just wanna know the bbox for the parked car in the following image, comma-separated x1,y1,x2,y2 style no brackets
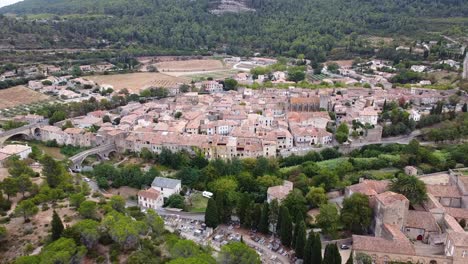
340,244,350,250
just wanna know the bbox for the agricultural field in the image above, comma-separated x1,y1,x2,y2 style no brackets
0,86,52,116
156,59,226,72
308,73,329,82
184,69,239,82
87,72,189,93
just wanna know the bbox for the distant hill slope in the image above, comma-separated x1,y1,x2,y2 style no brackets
1,0,467,57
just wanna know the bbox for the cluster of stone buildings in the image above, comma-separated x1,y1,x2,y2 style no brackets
346,168,468,264
31,85,464,159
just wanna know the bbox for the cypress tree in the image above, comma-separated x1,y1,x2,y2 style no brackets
279,206,293,247
292,211,304,248
216,192,227,223
205,198,219,228
294,221,307,259
252,204,262,230
258,202,269,234
323,243,341,264
238,193,250,226
51,210,64,241
312,232,322,264
277,204,284,234
303,232,315,264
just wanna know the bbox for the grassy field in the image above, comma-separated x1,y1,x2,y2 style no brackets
188,193,208,213
183,69,238,81
0,86,51,112
87,72,189,93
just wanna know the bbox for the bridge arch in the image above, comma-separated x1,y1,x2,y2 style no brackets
0,132,32,145
69,143,117,171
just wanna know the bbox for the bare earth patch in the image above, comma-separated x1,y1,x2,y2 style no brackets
87,73,189,93
107,186,139,200
156,59,225,72
0,86,50,109
1,206,78,263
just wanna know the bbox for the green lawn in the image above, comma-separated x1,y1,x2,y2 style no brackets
187,193,208,213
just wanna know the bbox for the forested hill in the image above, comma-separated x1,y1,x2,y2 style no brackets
1,0,467,58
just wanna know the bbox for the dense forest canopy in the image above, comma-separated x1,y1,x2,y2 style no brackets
1,0,467,58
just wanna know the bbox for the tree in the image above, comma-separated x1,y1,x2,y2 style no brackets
323,244,341,264
41,155,65,188
268,199,279,233
287,68,306,82
110,195,126,212
279,206,293,246
102,115,111,123
70,193,86,208
316,204,340,238
102,211,144,250
49,110,67,124
1,177,18,200
62,120,74,130
205,198,219,228
313,169,340,191
462,103,467,113
218,242,261,264
336,123,349,144
51,210,64,241
292,211,304,248
74,219,100,249
282,189,307,222
294,220,307,259
312,232,322,264
179,84,190,93
303,232,315,264
174,111,182,119
7,159,35,178
306,186,328,208
40,238,86,264
164,194,185,209
355,252,372,264
341,193,372,234
15,199,39,222
258,202,270,234
78,201,97,219
237,193,251,227
170,239,201,259
168,254,216,264
16,174,33,198
145,209,165,235
390,173,427,205
224,78,238,91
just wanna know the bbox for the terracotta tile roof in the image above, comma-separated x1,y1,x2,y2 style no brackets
444,214,464,232
426,185,461,198
405,210,439,232
352,233,415,255
375,191,408,205
348,180,390,196
138,188,161,200
444,207,468,220
447,231,468,247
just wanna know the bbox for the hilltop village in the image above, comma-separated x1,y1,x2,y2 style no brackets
20,85,463,163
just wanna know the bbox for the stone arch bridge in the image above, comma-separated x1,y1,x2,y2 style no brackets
0,122,46,145
69,143,117,171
